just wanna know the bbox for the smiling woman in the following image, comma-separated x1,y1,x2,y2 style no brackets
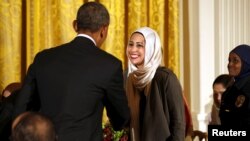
124,27,185,141
228,53,242,77
220,44,250,127
126,32,145,69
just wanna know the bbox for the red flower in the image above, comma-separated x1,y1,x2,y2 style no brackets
103,122,129,141
119,134,128,141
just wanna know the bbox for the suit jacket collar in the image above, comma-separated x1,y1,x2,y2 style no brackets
77,34,96,45
71,36,98,49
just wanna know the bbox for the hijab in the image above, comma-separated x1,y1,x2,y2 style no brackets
126,27,163,89
230,44,250,81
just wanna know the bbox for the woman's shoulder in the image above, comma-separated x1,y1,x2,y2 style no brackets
153,67,179,83
156,66,175,76
235,75,250,93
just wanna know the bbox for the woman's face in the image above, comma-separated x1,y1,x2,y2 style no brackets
127,33,145,69
228,52,242,77
213,83,226,107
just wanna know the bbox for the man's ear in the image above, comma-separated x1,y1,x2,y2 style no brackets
100,30,103,38
73,20,78,32
100,26,108,38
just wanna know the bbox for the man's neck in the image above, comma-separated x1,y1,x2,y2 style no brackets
78,30,100,47
77,33,96,46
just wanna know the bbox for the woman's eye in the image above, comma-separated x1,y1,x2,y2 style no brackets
137,44,144,47
232,59,239,63
229,58,240,64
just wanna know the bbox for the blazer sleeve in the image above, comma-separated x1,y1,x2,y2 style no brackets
164,71,185,141
104,62,130,130
12,56,38,119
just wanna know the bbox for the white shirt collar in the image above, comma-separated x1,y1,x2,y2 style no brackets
77,34,96,46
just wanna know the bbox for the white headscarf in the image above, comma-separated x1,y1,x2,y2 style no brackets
126,27,163,89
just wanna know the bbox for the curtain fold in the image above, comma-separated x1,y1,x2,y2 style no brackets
25,0,82,68
0,0,22,89
100,0,126,69
0,0,179,94
166,0,180,77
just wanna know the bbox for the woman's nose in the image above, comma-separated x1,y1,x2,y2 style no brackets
130,46,137,51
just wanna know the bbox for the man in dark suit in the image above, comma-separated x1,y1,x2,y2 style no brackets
13,2,130,141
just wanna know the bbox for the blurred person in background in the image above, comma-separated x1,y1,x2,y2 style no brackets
209,74,234,125
220,44,250,127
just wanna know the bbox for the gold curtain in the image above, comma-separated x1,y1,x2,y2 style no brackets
0,0,179,95
0,0,22,90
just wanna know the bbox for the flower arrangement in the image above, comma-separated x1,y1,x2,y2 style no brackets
102,121,129,141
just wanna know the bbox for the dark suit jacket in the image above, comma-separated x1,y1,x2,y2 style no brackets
13,36,130,141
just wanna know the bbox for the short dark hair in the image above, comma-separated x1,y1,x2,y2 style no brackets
213,74,234,88
11,112,57,141
76,2,110,32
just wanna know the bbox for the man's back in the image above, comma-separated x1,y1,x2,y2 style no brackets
13,2,130,141
36,37,128,140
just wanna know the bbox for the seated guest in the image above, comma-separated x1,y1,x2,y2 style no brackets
0,83,39,141
11,111,57,141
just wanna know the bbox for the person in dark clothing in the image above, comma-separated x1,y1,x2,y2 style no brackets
12,2,130,141
0,83,21,141
220,44,250,127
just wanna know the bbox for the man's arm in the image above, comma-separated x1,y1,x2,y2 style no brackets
12,63,37,119
104,62,130,131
